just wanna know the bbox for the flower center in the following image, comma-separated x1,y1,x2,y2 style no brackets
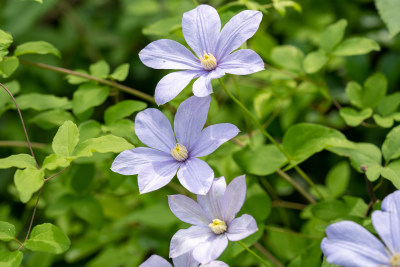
209,219,227,235
171,143,188,161
200,52,217,71
390,254,400,267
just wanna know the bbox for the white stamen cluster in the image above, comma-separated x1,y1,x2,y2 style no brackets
200,52,217,71
391,254,400,267
171,143,188,161
209,219,227,234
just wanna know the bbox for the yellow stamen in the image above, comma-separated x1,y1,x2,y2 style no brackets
209,219,227,235
171,143,188,161
200,52,217,71
391,254,400,267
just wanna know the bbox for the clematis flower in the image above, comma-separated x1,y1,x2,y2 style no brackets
321,190,400,267
139,4,264,105
111,95,239,195
139,253,228,267
168,175,258,264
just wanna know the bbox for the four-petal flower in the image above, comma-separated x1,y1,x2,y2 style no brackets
111,95,239,195
321,190,400,267
139,4,264,105
168,175,258,264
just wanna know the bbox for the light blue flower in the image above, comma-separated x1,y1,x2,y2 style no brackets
139,4,264,105
139,253,228,267
111,95,239,195
168,176,258,264
321,190,400,267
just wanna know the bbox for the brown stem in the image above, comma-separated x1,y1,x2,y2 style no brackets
0,140,46,149
253,242,285,267
276,169,316,204
44,167,69,182
22,186,44,243
0,82,39,169
17,58,156,104
272,200,306,210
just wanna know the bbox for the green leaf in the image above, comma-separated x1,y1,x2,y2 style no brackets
89,60,109,79
14,93,71,111
142,16,181,37
282,123,349,167
345,73,387,109
373,114,395,128
14,41,60,58
0,57,19,78
381,160,400,189
303,50,328,74
52,121,79,157
287,241,321,267
14,168,44,203
30,109,75,130
109,63,129,81
103,119,138,144
377,92,400,116
0,154,36,169
326,161,350,198
24,223,71,254
0,249,23,267
332,37,380,56
42,154,70,170
78,120,102,141
375,0,400,38
104,100,147,125
382,125,400,161
345,81,363,109
233,145,287,176
0,221,15,241
362,72,387,109
73,83,110,115
327,143,382,179
339,107,372,126
320,19,347,52
0,80,20,114
73,196,104,229
271,45,304,73
0,30,13,50
73,135,134,158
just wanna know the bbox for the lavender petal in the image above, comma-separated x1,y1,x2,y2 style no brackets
218,49,264,75
155,70,200,106
321,221,390,267
170,225,214,258
135,108,176,153
197,177,226,221
139,39,201,70
111,147,172,175
168,194,211,226
182,5,221,57
177,157,214,195
139,255,172,267
174,95,210,149
222,175,247,223
192,234,228,264
226,214,258,241
216,10,262,61
190,123,239,157
192,68,225,97
138,160,180,194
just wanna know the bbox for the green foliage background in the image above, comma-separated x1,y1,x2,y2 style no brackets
1,0,400,266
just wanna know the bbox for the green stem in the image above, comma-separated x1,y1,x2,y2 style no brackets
237,241,270,267
218,78,324,200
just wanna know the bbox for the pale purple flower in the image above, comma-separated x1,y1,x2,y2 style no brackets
168,175,258,264
111,95,239,195
139,4,264,105
321,190,400,267
139,253,228,267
